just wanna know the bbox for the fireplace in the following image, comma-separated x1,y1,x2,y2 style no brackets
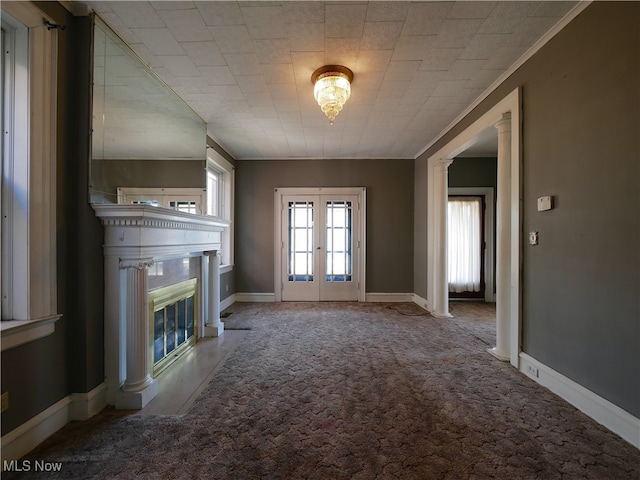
149,278,198,376
93,204,229,409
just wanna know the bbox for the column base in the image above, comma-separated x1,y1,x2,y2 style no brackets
204,322,224,337
487,347,509,362
115,379,158,410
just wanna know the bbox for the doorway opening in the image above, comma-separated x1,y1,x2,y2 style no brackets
447,186,496,303
427,88,521,367
448,195,485,300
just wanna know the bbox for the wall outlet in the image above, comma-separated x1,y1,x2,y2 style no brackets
526,365,539,378
1,392,8,413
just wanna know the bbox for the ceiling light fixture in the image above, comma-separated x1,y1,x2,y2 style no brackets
311,65,353,125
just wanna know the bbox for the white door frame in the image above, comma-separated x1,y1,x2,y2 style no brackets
427,88,521,367
274,187,366,302
448,187,495,303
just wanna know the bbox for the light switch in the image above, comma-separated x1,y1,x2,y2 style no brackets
529,231,538,245
537,195,552,211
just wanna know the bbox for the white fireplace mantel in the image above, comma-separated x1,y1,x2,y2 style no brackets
94,204,229,255
93,204,230,409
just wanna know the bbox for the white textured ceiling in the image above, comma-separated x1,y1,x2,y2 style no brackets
82,1,578,160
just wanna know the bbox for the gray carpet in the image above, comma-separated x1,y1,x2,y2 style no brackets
5,302,639,479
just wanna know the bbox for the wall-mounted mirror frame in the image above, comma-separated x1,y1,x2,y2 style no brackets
90,15,207,205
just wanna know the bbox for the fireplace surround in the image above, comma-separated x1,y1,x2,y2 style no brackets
93,204,229,409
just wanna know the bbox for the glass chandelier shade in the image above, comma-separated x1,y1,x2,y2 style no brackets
311,65,354,125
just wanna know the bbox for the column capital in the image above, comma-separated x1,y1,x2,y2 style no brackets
495,111,512,131
119,258,154,270
204,250,220,258
434,158,454,170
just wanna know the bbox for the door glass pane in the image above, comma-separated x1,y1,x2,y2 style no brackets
288,201,314,281
186,296,194,337
153,309,165,363
177,299,186,346
325,201,352,282
166,305,176,353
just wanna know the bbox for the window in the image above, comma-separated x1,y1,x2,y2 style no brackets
206,167,222,218
0,4,60,350
117,187,205,214
447,197,483,293
207,149,234,268
2,14,29,322
169,201,198,215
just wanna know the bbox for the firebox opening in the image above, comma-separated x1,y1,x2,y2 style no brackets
149,278,198,377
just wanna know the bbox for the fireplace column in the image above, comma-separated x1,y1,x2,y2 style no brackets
204,250,224,337
116,258,158,409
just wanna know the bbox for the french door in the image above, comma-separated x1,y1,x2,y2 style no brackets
275,188,365,301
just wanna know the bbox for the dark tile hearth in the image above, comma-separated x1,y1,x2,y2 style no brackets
5,302,639,479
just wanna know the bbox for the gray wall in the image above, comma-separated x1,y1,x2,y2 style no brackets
416,2,639,416
235,159,414,295
413,158,428,302
220,269,234,302
92,159,204,203
519,2,639,417
449,157,497,189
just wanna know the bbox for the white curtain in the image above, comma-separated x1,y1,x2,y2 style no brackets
447,197,482,293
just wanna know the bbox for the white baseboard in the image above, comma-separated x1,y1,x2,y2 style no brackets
1,396,70,462
412,293,429,312
519,353,640,449
1,383,108,462
69,382,108,421
365,293,414,302
234,292,429,307
220,294,236,312
235,293,275,302
236,292,419,303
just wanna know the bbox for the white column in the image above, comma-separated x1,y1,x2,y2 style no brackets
116,258,158,409
431,159,453,318
489,112,512,361
204,250,224,337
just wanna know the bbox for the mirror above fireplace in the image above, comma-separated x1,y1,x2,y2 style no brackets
90,15,207,205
